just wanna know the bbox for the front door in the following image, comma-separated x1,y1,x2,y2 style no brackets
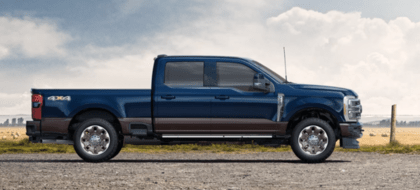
154,60,213,133
210,61,280,134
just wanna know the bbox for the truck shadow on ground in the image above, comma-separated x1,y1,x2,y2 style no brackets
0,159,350,164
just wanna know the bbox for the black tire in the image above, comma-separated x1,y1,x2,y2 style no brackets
110,135,124,160
73,118,119,162
290,118,336,163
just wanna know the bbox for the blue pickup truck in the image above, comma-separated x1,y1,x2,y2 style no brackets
26,55,363,163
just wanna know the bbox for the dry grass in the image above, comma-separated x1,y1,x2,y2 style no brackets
0,127,28,141
359,127,420,145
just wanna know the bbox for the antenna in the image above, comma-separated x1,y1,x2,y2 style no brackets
283,47,288,83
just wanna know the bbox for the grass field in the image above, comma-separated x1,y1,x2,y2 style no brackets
360,127,420,145
1,127,420,155
0,127,27,141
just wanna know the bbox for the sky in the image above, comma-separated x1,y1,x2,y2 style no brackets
0,0,420,115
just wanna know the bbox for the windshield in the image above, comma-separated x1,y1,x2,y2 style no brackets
252,60,286,83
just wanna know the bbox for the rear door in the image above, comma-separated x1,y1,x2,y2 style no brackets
154,59,214,133
210,61,280,134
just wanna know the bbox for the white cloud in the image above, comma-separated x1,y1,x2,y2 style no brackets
264,7,420,115
0,16,71,59
0,45,9,59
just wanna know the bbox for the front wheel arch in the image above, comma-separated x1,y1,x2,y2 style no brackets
286,108,341,140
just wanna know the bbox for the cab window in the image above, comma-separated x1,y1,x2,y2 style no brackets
216,62,258,92
164,62,204,86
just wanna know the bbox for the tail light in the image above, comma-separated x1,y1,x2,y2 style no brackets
32,94,43,120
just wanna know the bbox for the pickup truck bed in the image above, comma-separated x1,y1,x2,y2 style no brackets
32,89,152,118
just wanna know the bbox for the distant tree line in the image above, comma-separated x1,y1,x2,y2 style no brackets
363,119,420,127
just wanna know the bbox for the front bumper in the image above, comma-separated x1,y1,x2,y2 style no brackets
339,122,363,149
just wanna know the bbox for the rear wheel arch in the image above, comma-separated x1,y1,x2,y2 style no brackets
68,108,122,139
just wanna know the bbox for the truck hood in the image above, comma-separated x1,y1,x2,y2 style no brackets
288,83,358,97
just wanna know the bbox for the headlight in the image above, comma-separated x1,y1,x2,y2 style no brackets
343,96,362,122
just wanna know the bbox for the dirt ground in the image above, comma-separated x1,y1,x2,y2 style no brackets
0,152,419,189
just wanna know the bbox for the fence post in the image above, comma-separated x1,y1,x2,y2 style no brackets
390,104,397,143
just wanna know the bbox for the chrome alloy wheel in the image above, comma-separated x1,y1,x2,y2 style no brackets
298,125,328,155
80,125,110,155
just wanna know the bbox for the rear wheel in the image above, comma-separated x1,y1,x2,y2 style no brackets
290,118,336,163
73,118,119,162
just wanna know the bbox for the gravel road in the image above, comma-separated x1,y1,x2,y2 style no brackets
0,152,419,189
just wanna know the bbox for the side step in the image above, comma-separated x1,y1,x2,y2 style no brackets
41,139,74,145
274,135,291,139
161,134,273,139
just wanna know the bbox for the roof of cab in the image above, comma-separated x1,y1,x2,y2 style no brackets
155,54,253,62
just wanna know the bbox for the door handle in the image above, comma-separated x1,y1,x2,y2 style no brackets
161,95,176,99
215,95,229,100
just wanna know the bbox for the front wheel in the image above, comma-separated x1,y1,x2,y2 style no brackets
290,118,336,163
73,118,119,162
110,135,124,160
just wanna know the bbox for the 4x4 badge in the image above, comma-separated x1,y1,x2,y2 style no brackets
47,96,71,101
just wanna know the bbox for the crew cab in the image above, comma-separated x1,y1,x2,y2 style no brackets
26,55,363,163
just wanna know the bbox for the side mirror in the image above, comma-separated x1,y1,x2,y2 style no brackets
253,73,270,93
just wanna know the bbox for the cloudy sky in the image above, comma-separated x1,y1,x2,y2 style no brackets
0,0,420,115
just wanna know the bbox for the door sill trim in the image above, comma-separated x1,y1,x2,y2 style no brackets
161,134,273,138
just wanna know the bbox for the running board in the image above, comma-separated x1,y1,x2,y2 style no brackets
41,139,74,145
161,134,273,139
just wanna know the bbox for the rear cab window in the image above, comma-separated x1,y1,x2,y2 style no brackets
164,62,204,87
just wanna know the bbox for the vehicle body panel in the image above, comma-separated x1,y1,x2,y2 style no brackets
31,89,151,119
